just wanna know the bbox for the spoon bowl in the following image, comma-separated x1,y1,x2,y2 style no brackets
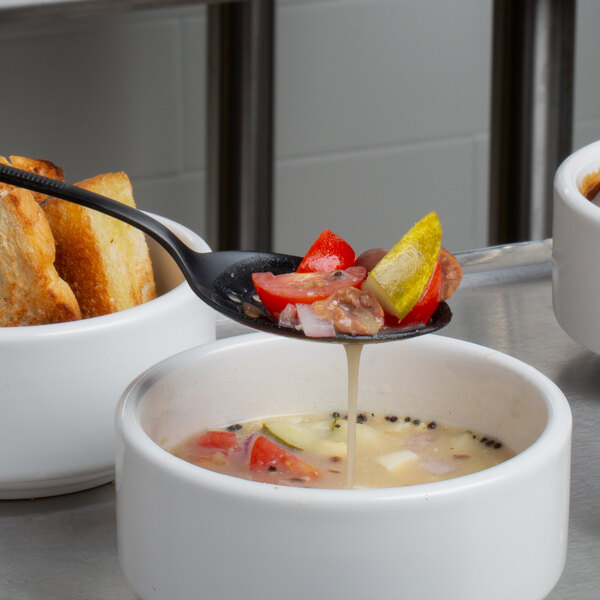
0,164,451,342
209,251,451,342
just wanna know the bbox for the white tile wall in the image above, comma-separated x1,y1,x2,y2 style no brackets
573,0,600,153
275,138,480,254
276,0,491,157
275,0,491,254
0,0,598,254
0,11,185,179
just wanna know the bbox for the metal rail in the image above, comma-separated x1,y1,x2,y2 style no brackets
489,0,576,244
206,0,274,251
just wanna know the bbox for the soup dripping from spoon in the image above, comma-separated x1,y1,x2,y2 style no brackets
0,164,451,343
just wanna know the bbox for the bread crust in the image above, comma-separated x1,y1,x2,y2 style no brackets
0,155,65,204
0,187,81,326
43,172,157,318
0,157,157,324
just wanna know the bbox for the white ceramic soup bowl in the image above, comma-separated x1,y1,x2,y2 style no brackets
116,333,571,600
553,139,600,352
0,214,215,499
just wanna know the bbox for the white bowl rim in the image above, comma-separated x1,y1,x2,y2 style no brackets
0,212,209,340
555,138,600,220
116,332,572,507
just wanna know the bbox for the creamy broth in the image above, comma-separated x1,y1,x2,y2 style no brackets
344,343,362,488
170,411,514,489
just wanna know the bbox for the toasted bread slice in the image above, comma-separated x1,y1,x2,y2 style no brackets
0,155,65,204
0,187,81,326
42,172,157,318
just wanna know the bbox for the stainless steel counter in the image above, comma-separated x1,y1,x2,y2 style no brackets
0,240,595,598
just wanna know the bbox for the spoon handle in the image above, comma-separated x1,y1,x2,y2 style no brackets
0,163,205,294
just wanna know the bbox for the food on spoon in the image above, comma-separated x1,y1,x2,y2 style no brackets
170,411,514,489
396,260,442,328
296,228,356,273
354,247,388,272
0,186,81,326
295,303,336,337
0,156,157,325
311,286,384,335
251,211,461,336
362,212,442,322
438,247,463,300
251,267,367,320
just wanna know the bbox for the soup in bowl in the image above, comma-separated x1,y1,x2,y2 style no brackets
116,333,571,600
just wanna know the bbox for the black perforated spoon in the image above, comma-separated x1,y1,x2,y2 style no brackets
0,164,451,343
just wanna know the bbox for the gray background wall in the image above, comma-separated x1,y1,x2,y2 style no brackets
1,0,599,256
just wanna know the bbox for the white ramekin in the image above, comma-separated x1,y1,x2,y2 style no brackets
0,214,216,499
116,333,571,600
553,139,600,353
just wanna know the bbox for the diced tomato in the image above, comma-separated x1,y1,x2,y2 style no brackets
297,229,356,274
252,266,367,319
249,435,287,468
250,435,320,480
398,261,442,327
280,454,321,480
197,430,239,451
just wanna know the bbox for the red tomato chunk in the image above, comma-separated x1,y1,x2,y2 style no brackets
399,261,442,327
249,219,461,336
197,430,239,451
296,228,356,274
250,435,321,480
252,267,367,319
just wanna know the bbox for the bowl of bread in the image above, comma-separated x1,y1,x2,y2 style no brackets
0,155,216,499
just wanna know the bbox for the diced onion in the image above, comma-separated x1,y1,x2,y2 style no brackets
278,303,299,329
296,303,336,338
419,457,457,475
242,433,260,457
376,450,418,472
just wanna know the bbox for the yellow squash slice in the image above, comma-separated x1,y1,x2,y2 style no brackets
362,212,442,321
